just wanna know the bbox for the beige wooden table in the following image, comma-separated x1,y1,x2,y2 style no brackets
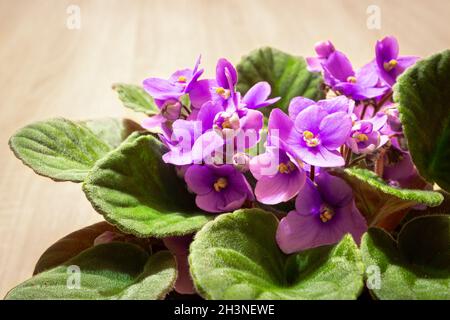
1,0,449,298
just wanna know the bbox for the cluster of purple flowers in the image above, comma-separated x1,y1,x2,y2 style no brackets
142,36,419,253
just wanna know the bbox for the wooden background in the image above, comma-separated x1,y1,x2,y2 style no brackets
1,0,449,297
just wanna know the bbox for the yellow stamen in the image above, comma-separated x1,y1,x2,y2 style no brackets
215,87,231,99
213,177,228,192
220,113,240,130
278,161,296,174
320,207,335,223
177,76,187,83
383,59,398,72
303,130,314,140
347,76,357,83
303,131,320,147
354,133,369,142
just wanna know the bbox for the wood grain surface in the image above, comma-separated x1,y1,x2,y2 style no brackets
1,0,449,297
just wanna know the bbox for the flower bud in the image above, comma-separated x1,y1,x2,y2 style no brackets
314,41,335,58
232,152,250,172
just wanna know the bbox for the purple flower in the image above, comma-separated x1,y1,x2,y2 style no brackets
323,52,389,100
143,56,203,101
288,96,354,119
163,235,195,294
142,57,203,130
191,58,279,112
241,82,280,109
383,151,418,188
346,113,388,154
375,36,418,86
268,98,353,167
184,164,254,213
276,172,367,253
189,58,238,110
249,146,306,205
306,40,336,72
142,99,184,130
161,117,223,166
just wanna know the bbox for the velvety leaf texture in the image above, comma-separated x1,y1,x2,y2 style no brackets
333,168,443,226
361,215,450,300
34,222,119,275
9,118,113,182
189,209,364,300
82,133,212,238
395,50,450,192
113,83,159,115
5,243,177,300
236,47,324,116
82,118,142,149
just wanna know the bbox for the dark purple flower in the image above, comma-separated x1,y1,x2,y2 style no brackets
249,146,306,204
323,52,389,100
306,40,336,72
268,99,352,167
347,113,388,154
276,172,367,253
184,164,254,213
383,151,418,188
163,235,195,295
375,36,418,86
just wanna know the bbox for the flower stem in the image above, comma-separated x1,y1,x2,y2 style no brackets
310,165,315,181
376,91,393,111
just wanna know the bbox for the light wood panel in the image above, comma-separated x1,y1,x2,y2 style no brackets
1,0,449,297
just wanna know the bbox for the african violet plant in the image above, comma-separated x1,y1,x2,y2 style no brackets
5,36,450,300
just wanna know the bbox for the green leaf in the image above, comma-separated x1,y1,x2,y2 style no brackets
189,209,364,300
395,50,450,192
82,133,212,238
5,243,176,300
236,47,324,117
34,222,119,275
82,118,142,148
113,83,159,115
9,118,113,182
332,168,443,226
361,215,450,299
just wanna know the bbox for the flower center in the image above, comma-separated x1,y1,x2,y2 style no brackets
383,59,398,72
177,76,187,83
347,76,357,83
319,205,335,223
278,161,296,174
215,87,231,99
353,132,369,142
303,130,320,147
215,112,240,130
213,177,228,192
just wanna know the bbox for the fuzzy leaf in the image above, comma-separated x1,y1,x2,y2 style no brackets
5,243,177,300
9,118,113,182
82,118,142,148
361,215,450,299
333,168,443,226
82,133,212,238
395,50,450,191
236,47,324,117
189,209,364,300
113,83,159,115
